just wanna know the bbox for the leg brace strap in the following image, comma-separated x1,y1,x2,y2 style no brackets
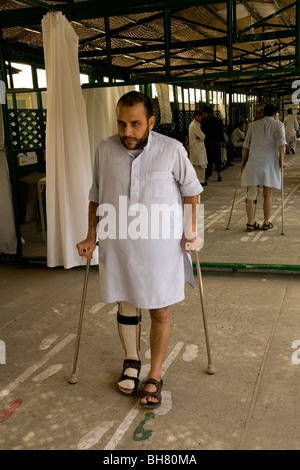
117,311,142,325
117,302,141,360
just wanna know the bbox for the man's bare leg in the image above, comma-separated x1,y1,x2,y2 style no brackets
140,306,171,405
263,186,273,225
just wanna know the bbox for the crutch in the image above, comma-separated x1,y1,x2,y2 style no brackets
194,249,215,375
281,162,285,235
226,171,242,230
68,249,91,384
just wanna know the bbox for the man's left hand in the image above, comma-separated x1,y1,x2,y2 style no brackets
181,234,202,253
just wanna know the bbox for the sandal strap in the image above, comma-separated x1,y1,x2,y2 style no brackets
118,359,141,383
143,378,163,387
141,378,163,400
118,374,139,385
123,359,141,372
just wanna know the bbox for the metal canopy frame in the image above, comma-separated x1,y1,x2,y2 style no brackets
0,0,299,96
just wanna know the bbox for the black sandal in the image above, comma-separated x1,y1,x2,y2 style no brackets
117,359,141,396
261,222,273,231
246,222,260,232
140,378,163,408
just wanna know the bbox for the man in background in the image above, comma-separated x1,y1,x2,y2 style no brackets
188,111,208,186
284,108,298,154
201,106,224,181
241,104,286,232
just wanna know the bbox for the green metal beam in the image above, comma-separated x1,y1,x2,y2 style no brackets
196,262,300,273
79,11,165,46
227,0,233,73
240,1,296,34
0,0,223,28
79,29,296,58
273,0,292,28
296,0,300,67
104,16,113,82
171,13,226,35
130,54,296,74
78,65,300,89
163,9,171,78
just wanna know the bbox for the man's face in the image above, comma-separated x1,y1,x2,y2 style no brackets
117,102,155,150
258,109,264,119
195,114,202,123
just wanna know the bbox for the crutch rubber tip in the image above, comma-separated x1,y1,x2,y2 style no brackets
226,227,230,230
207,364,215,375
68,374,78,384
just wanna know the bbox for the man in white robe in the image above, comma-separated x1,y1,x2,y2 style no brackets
188,111,208,185
230,122,246,157
284,108,298,154
241,104,286,232
77,91,202,407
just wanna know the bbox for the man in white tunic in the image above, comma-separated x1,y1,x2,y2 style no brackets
241,104,286,232
284,108,298,154
188,111,208,185
230,121,246,157
77,91,202,407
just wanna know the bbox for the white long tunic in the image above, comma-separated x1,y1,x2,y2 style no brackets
230,127,245,148
89,131,203,309
284,114,298,139
241,117,286,190
188,119,208,167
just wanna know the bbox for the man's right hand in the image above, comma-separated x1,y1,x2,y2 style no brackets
76,239,96,259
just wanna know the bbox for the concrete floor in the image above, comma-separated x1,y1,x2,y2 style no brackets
0,263,300,451
1,143,300,452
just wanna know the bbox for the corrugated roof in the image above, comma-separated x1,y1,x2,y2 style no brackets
0,0,298,94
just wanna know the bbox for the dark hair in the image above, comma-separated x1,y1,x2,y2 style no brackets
263,104,278,117
287,108,293,114
194,110,203,117
117,91,153,119
203,106,213,115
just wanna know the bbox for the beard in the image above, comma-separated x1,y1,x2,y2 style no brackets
121,126,150,150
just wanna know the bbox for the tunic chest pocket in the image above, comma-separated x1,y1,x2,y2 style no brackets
146,170,171,198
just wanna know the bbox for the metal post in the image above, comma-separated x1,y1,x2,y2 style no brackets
105,16,113,83
229,84,233,132
296,0,300,68
163,8,171,79
173,84,180,138
227,0,233,74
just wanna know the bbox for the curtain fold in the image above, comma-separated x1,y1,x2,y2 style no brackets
0,105,17,254
155,83,172,124
82,86,136,165
42,11,95,268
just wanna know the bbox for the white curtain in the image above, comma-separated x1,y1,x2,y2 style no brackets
42,11,95,268
218,95,226,123
82,86,136,165
0,106,17,254
155,83,173,124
